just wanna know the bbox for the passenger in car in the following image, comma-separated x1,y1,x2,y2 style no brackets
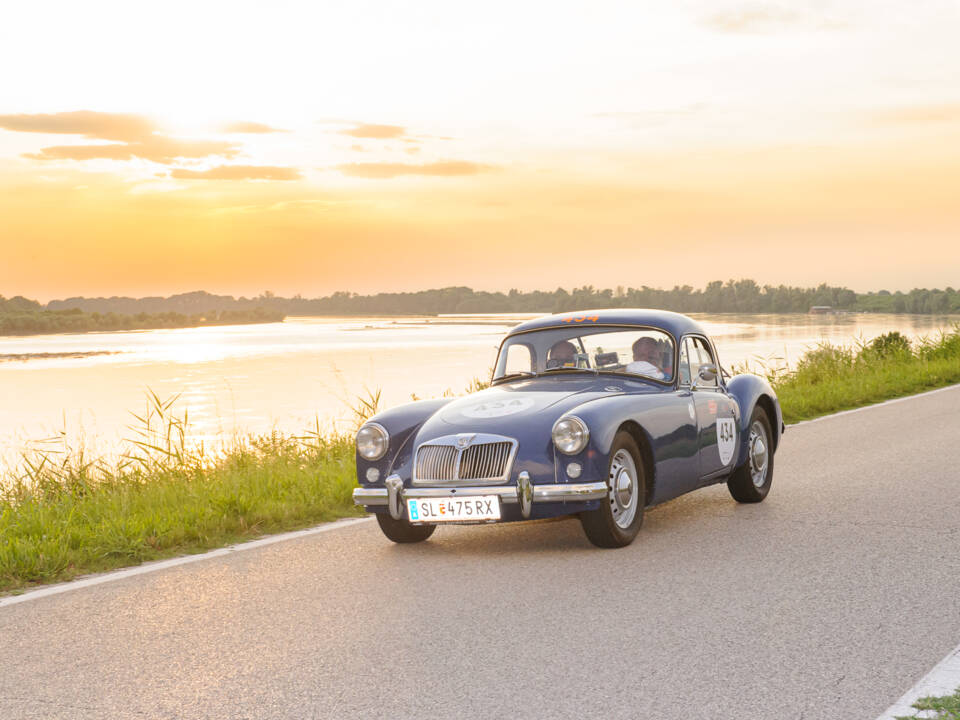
626,337,669,380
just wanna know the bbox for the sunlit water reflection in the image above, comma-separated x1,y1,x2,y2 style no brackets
1,313,956,462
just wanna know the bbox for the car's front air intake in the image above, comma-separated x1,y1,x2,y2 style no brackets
413,434,517,485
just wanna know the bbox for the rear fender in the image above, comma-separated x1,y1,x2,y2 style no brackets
726,374,783,468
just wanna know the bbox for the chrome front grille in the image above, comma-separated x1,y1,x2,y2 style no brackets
458,442,513,480
415,444,458,482
413,434,517,485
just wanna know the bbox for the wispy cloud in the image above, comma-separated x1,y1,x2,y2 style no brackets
335,161,495,178
25,138,240,163
170,165,302,181
221,121,288,134
339,123,407,140
4,110,249,165
701,3,847,34
0,111,155,142
336,122,452,144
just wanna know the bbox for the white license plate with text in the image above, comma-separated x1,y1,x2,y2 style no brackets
407,495,501,523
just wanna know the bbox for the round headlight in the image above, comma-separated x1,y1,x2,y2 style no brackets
552,416,589,455
356,423,389,461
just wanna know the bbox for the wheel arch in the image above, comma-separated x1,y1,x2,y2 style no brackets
753,393,780,452
616,420,656,506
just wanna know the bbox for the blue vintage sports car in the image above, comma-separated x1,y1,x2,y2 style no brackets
353,309,784,548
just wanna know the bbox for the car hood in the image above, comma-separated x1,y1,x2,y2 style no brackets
413,375,659,441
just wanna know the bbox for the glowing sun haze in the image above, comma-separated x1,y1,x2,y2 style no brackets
1,0,959,300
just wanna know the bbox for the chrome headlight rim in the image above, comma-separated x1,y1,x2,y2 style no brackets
552,415,590,455
356,422,389,461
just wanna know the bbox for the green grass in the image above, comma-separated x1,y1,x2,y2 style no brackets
1,328,959,593
895,687,960,719
0,393,364,593
743,327,960,424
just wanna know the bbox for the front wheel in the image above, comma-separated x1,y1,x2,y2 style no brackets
375,512,437,543
579,431,645,548
727,407,775,503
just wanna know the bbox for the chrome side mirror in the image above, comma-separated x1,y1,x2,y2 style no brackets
692,363,717,389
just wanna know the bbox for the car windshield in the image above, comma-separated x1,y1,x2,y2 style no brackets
494,326,675,383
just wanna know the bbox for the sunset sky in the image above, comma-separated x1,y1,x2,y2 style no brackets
2,0,959,301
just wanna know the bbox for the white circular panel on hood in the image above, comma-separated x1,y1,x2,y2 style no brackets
460,397,535,419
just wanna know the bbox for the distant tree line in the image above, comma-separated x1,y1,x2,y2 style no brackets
0,297,284,336
35,280,960,317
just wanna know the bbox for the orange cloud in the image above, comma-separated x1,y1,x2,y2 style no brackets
336,161,495,178
339,123,407,139
170,165,302,180
25,137,240,163
222,121,287,134
0,110,154,141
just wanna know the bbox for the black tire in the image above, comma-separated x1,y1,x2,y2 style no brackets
727,407,775,503
375,512,437,543
579,431,645,548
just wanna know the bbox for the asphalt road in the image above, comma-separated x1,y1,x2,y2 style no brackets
2,387,960,720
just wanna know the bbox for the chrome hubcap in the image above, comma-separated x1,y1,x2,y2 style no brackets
748,421,769,488
608,449,639,529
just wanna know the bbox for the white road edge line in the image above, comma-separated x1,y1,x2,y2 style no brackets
875,641,960,719
0,516,374,608
4,381,959,609
787,382,960,427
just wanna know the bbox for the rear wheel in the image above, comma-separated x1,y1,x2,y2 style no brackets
375,512,437,543
727,407,775,503
579,431,645,548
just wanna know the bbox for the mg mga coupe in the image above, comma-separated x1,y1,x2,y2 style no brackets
353,310,784,548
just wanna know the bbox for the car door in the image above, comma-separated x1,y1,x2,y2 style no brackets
667,337,704,498
686,336,738,479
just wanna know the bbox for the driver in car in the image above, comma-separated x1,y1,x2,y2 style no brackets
547,340,577,369
626,337,669,380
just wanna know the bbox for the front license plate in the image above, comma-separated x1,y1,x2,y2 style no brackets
407,495,501,523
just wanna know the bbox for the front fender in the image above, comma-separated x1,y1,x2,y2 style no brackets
357,399,454,480
567,392,698,505
726,374,783,468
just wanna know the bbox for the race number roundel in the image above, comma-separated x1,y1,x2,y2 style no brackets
717,418,736,465
461,397,535,419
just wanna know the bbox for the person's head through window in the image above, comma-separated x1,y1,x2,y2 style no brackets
632,337,661,369
547,340,577,368
626,336,668,379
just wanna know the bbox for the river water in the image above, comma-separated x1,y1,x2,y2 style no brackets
1,313,957,459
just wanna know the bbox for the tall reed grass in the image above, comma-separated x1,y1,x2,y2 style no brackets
0,390,378,592
740,326,960,423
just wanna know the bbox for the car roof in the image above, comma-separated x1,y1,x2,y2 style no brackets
506,309,708,340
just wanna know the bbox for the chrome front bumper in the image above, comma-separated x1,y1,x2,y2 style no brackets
353,472,608,520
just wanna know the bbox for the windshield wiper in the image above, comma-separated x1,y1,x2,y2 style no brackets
541,366,599,377
492,370,538,384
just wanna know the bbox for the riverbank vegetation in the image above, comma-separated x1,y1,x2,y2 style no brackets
0,393,363,592
0,295,284,336
2,328,959,592
745,328,960,423
36,281,960,317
